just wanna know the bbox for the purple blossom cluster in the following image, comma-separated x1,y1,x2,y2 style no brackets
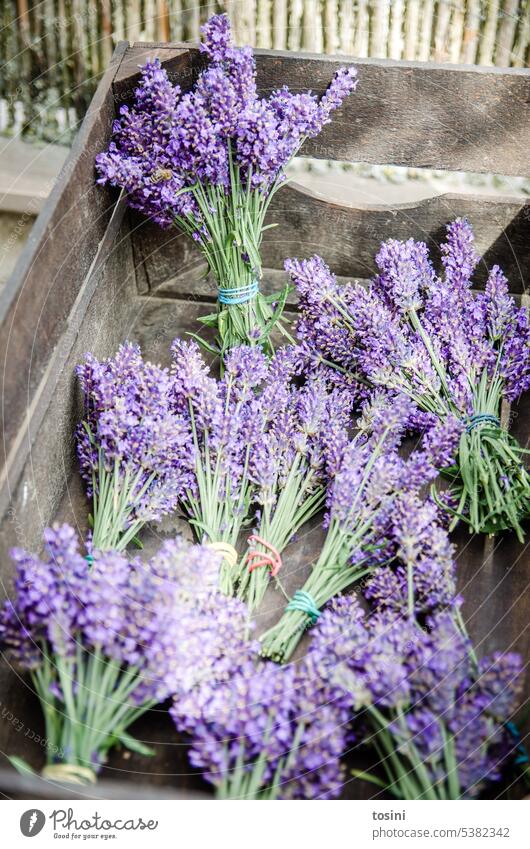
170,340,268,543
289,219,530,414
324,391,438,535
172,651,351,799
96,14,357,229
0,525,252,773
247,359,353,511
366,492,458,617
0,526,245,696
171,339,353,531
287,221,530,537
76,343,195,549
310,595,523,798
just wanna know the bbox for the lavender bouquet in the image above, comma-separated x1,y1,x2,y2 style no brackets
314,596,523,800
288,220,530,539
260,394,440,662
170,340,268,593
172,651,350,800
96,14,357,356
0,526,238,784
235,364,352,613
77,343,193,552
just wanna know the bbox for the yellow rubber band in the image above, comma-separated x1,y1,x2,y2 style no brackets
207,541,238,569
41,763,97,785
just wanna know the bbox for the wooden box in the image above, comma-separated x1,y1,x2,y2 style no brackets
0,43,528,799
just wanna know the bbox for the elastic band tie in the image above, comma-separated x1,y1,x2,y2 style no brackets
244,534,282,577
42,763,97,785
218,280,259,306
505,721,529,766
85,554,94,564
286,590,320,625
466,413,500,433
207,541,238,569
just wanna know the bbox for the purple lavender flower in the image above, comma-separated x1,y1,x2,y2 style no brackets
1,526,246,780
172,651,350,799
288,220,530,538
76,343,194,550
96,14,358,355
199,13,232,63
311,597,523,799
366,492,457,617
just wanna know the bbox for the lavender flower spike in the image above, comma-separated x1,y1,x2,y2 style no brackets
96,13,358,358
76,342,194,551
0,526,244,783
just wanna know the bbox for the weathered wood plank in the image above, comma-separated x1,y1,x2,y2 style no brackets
0,42,128,489
128,186,530,294
114,44,530,176
0,220,137,567
0,768,208,799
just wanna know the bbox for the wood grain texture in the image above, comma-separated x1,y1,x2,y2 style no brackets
0,42,128,489
128,185,530,294
114,44,530,176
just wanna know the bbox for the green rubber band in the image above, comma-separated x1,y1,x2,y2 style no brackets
285,590,320,625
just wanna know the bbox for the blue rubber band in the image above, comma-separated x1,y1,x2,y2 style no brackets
465,413,501,433
286,590,320,625
85,554,94,564
505,721,529,766
506,721,521,741
218,280,259,305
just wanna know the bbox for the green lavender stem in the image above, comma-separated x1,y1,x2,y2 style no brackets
183,383,254,595
361,706,462,800
89,450,155,552
32,643,155,782
174,144,295,357
260,430,391,662
236,458,325,613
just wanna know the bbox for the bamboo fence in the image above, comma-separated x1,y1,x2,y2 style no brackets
1,1,529,142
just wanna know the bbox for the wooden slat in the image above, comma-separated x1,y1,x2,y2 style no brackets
114,44,530,177
127,185,530,295
0,43,128,498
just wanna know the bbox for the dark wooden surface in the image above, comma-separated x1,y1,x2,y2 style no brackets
114,44,530,177
0,42,128,513
129,188,530,295
0,42,528,800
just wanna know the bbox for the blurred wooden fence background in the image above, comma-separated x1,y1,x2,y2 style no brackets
1,1,529,142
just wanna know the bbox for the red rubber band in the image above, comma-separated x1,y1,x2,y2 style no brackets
244,535,282,577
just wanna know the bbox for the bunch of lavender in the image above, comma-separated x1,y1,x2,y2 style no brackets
171,340,273,594
288,221,530,539
260,393,441,662
0,526,245,784
172,650,350,799
311,596,523,800
96,14,358,356
76,343,194,551
235,362,353,612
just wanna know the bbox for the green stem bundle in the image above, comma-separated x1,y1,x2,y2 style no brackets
90,451,153,552
174,145,295,357
260,433,389,662
32,644,155,783
358,706,461,800
235,456,325,613
182,382,254,595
